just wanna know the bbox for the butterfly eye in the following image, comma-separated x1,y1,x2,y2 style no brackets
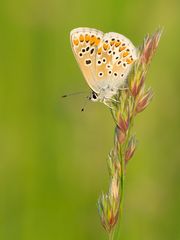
92,92,97,99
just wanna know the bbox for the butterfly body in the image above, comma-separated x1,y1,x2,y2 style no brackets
70,27,137,104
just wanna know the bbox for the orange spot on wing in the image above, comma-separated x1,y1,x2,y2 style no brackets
90,36,96,45
94,37,101,46
85,34,90,42
119,46,126,52
126,58,133,64
110,40,115,46
115,41,121,47
97,47,102,55
79,34,84,42
122,51,129,57
103,43,109,51
73,39,79,46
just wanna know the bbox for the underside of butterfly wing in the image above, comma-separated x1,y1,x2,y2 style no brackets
70,28,137,101
70,28,104,94
94,32,137,93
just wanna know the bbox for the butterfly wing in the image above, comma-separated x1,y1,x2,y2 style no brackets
94,32,137,93
70,27,104,94
70,28,137,99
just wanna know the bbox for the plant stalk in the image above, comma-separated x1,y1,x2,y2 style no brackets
116,142,125,240
115,112,135,240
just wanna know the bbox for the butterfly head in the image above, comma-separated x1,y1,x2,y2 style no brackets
89,86,119,103
90,91,99,102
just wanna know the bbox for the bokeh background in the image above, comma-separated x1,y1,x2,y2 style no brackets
0,0,180,239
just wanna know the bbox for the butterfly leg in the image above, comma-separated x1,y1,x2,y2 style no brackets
103,99,117,109
119,87,129,90
109,98,120,103
104,96,120,104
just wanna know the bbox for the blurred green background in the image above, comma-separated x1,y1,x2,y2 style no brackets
0,0,180,239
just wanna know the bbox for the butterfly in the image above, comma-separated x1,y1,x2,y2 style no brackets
70,27,137,105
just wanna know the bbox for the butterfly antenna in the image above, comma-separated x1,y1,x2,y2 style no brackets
62,91,87,98
81,96,91,112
